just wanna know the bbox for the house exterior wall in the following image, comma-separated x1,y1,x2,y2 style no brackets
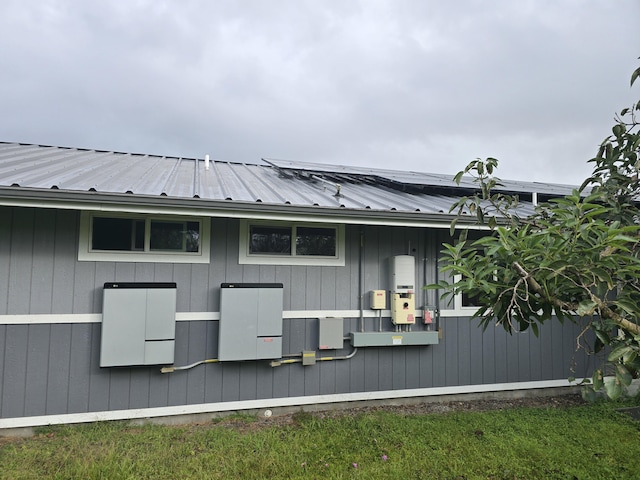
0,206,590,422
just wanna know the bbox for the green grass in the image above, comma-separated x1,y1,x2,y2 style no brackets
2,400,640,479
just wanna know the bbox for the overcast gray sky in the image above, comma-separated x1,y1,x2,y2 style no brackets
1,1,639,186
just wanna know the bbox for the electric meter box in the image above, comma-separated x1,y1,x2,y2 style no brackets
370,290,386,310
391,255,415,293
100,282,177,367
218,283,284,361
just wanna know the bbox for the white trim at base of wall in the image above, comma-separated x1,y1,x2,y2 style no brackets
0,379,580,430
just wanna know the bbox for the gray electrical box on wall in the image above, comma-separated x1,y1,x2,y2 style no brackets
100,282,177,367
319,317,344,350
218,283,284,361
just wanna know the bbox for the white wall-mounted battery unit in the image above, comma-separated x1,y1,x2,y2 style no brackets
100,282,177,367
218,283,284,361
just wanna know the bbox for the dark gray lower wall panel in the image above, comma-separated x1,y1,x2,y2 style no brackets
0,318,592,419
2,326,28,418
24,325,50,417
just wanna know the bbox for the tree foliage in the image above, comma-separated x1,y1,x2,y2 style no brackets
433,65,640,400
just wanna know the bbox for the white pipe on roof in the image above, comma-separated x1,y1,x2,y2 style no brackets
205,154,210,171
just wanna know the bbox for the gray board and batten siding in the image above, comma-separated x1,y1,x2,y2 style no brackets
0,206,590,422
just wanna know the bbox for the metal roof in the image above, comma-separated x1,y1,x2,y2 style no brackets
0,142,577,219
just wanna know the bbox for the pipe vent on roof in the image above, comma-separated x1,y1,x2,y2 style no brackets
205,154,210,171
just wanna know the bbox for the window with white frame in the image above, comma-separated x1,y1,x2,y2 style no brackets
79,212,210,263
239,220,345,266
453,274,482,310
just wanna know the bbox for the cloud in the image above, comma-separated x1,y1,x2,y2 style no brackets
0,0,638,185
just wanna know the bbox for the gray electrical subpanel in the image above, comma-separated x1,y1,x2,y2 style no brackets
318,317,344,350
218,283,284,361
100,282,177,367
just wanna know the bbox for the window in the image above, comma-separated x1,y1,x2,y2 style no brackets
239,220,345,266
461,288,482,308
453,273,485,310
79,212,210,263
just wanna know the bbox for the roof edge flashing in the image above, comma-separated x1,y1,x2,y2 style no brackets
0,186,495,229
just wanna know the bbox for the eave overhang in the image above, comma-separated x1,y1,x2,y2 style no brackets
0,186,487,230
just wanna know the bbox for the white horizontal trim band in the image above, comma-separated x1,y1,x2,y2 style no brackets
0,379,579,430
0,197,490,230
0,314,103,324
0,309,466,325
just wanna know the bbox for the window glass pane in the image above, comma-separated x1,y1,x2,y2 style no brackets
296,227,336,256
250,226,291,255
185,221,200,253
462,291,481,307
150,221,200,252
134,220,145,250
92,217,139,251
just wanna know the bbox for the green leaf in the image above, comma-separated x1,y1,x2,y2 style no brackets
631,65,640,87
616,364,633,387
610,234,638,243
614,298,639,316
608,345,634,363
622,348,637,366
612,124,625,138
577,299,597,317
593,329,610,354
582,387,597,403
604,376,623,400
591,267,614,290
592,369,604,392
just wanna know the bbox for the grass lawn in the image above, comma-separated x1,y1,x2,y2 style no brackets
1,398,639,479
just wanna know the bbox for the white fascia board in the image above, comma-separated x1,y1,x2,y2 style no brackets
0,189,488,230
0,379,580,430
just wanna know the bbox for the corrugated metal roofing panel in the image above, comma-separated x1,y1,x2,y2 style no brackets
0,142,546,217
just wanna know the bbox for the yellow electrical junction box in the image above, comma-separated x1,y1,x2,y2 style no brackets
370,290,386,309
391,293,416,325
